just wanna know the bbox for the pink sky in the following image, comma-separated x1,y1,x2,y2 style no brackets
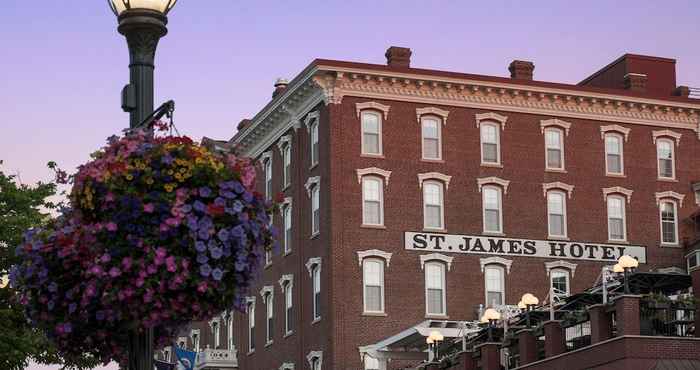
4,1,699,369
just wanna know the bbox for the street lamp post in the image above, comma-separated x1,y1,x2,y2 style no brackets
480,308,502,342
109,0,177,128
618,255,639,294
520,293,539,328
107,2,177,369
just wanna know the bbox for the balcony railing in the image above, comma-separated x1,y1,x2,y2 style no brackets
195,348,238,369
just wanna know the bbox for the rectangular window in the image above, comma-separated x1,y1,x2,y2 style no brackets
311,358,321,370
423,182,444,229
425,262,446,315
421,117,442,160
312,266,321,320
605,134,623,175
212,321,220,348
265,294,273,344
363,259,384,313
227,315,234,350
248,303,255,352
310,121,319,167
551,269,570,297
264,158,272,200
283,144,291,187
480,124,500,164
607,196,626,241
284,282,293,334
284,205,292,254
547,191,567,238
660,201,678,244
545,128,564,170
485,265,504,307
361,111,382,155
657,140,675,179
311,186,320,235
362,177,383,226
482,186,502,233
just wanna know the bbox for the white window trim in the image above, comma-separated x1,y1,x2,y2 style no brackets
421,180,445,231
356,167,392,185
477,177,510,194
304,176,321,197
282,197,293,255
360,110,384,156
418,172,452,190
540,118,572,136
276,134,293,152
279,363,295,370
279,275,294,336
263,290,274,345
420,253,454,271
606,195,627,242
305,111,320,167
357,249,393,267
602,187,633,204
544,260,577,278
209,317,222,349
304,111,320,129
420,114,445,160
481,185,504,235
479,121,502,166
483,264,506,307
162,347,172,363
261,151,273,199
416,107,449,124
475,112,508,129
603,132,625,176
658,199,680,246
543,126,566,171
306,257,322,321
177,336,187,348
655,191,685,207
550,268,571,297
686,250,700,273
306,351,323,370
479,256,513,274
651,129,682,146
655,137,677,180
546,190,569,239
305,257,322,276
423,260,447,316
361,176,385,227
190,329,201,353
542,182,574,199
356,101,390,119
600,124,631,142
306,177,321,237
362,257,386,314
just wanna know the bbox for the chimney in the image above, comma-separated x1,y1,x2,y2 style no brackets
237,119,252,131
624,73,647,92
385,46,412,68
674,85,690,97
272,78,289,98
509,60,535,80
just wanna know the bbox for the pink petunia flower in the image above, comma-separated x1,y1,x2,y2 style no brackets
143,203,155,213
105,222,118,232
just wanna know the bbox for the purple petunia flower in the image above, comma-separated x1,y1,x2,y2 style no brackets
212,268,223,281
217,228,229,242
195,241,207,252
199,264,212,277
181,204,192,213
193,200,207,213
96,311,105,321
232,181,244,194
199,186,212,198
210,247,223,260
68,303,77,314
161,154,174,165
48,282,58,293
220,190,236,199
109,267,121,278
198,228,210,240
214,197,226,207
197,254,209,264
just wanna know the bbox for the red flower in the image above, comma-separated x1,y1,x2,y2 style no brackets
207,204,224,216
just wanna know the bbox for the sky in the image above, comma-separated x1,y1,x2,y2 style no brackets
1,1,699,369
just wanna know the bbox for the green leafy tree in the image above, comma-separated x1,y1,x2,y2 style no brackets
0,160,99,370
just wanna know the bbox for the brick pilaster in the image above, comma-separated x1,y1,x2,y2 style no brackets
614,295,642,336
457,351,476,370
588,304,612,343
691,269,700,338
543,320,565,357
476,343,501,370
517,329,537,365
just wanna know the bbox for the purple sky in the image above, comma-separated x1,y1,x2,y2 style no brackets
2,1,698,369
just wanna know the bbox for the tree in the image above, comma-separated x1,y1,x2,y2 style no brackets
0,160,99,370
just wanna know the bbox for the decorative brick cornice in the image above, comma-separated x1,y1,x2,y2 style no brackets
356,167,392,185
602,186,633,203
477,177,511,194
356,101,390,119
652,129,682,146
542,182,574,199
420,253,454,271
416,107,449,124
475,112,508,129
600,124,631,141
418,172,452,190
540,118,572,136
357,249,393,267
655,191,685,207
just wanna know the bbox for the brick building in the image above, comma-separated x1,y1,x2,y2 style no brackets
172,47,700,369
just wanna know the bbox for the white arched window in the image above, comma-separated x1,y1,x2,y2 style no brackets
211,320,221,349
362,177,384,226
547,191,567,238
283,281,293,335
361,111,382,155
363,258,385,314
544,128,565,170
312,264,321,320
607,195,626,241
227,313,234,350
247,299,255,352
659,200,679,245
424,261,446,316
421,116,442,160
482,186,503,234
550,268,570,297
605,133,624,175
283,202,292,254
264,156,273,200
480,123,501,165
282,143,291,187
423,181,444,230
484,264,505,307
311,185,320,235
657,138,675,179
264,292,273,344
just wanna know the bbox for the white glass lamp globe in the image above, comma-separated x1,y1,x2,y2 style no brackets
480,308,501,323
521,293,539,306
109,0,178,16
618,255,639,269
613,263,624,273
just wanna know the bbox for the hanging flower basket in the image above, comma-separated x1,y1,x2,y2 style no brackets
10,126,277,365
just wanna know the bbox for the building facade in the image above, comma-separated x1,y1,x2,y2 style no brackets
188,48,700,369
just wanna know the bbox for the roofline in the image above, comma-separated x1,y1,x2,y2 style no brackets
578,53,677,87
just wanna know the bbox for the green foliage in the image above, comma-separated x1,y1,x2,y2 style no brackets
0,160,100,370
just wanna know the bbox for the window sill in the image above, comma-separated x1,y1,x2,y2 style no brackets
425,314,449,320
247,350,255,356
480,162,503,168
361,153,385,159
284,331,294,338
607,239,629,245
265,341,273,348
362,311,388,317
361,224,387,230
283,183,291,192
421,158,445,163
483,231,505,237
264,262,272,269
660,243,681,248
657,177,678,183
423,227,447,233
310,232,320,240
545,168,567,174
548,236,569,241
311,317,321,325
284,250,292,257
605,173,626,178
309,163,319,171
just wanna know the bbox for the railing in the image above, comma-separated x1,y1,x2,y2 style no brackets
689,87,700,98
640,299,695,337
196,348,238,369
563,313,591,352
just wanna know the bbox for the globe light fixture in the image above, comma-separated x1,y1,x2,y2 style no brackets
109,0,178,16
613,263,624,273
521,293,539,328
518,301,526,310
617,255,639,294
480,308,501,342
426,331,444,361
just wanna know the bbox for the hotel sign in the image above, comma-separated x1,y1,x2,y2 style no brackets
405,232,646,263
